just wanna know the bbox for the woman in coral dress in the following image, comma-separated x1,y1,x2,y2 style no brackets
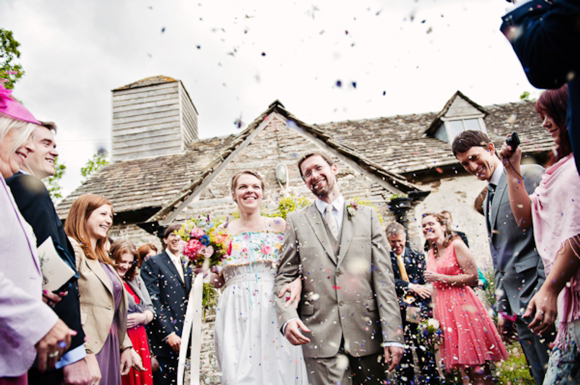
212,170,307,385
422,213,507,385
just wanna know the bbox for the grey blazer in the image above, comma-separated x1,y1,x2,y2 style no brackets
125,275,156,316
275,203,403,359
484,164,545,316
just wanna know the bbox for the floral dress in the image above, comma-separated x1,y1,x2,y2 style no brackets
214,231,307,385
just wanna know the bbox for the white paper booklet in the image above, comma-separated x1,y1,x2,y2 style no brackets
38,236,75,291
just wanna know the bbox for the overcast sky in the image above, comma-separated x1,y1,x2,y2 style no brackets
1,0,535,198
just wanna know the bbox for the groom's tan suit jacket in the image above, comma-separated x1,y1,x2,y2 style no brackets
275,203,403,359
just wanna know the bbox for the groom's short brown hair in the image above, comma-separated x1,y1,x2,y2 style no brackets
297,150,335,179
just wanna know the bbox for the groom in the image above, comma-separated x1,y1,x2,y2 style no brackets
275,151,404,385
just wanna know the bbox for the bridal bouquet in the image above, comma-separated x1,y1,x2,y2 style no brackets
417,318,443,355
176,215,231,315
177,215,230,268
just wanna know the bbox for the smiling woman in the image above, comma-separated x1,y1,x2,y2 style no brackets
65,194,144,385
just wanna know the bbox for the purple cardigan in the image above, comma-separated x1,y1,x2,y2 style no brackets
0,177,58,376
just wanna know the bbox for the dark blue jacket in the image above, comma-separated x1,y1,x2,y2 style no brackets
501,0,580,173
390,247,431,320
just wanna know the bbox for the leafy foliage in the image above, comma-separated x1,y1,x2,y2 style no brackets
520,91,531,101
266,195,311,219
45,157,66,200
0,29,24,90
81,149,109,180
497,344,536,385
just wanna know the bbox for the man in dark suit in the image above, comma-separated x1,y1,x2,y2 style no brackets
6,122,91,385
386,222,439,385
141,225,193,385
452,130,553,385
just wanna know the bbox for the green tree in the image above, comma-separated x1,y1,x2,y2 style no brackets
45,157,66,200
0,28,24,89
81,149,110,180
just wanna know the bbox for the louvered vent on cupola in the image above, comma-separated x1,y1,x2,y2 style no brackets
111,75,199,162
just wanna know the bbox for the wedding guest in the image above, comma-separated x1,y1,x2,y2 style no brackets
386,222,439,385
423,212,507,385
137,243,158,266
213,170,307,384
141,225,192,385
0,88,75,383
500,85,580,383
440,210,468,247
111,239,155,385
65,194,144,385
6,120,91,385
453,130,552,384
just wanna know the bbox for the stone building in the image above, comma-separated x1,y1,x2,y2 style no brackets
57,77,552,269
56,76,553,382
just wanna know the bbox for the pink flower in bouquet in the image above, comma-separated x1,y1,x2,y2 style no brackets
200,245,214,258
190,227,205,239
184,239,203,260
227,241,233,256
261,245,272,255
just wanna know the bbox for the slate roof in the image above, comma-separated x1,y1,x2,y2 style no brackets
57,93,554,219
56,135,235,219
317,99,553,175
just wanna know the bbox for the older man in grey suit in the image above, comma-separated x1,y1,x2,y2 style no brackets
275,151,403,385
452,130,554,385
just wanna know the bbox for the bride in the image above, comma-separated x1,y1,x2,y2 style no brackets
212,170,307,385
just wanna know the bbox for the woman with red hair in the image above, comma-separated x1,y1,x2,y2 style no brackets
501,84,580,383
65,194,144,385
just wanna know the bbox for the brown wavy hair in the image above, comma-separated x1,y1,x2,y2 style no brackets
536,84,572,165
137,243,158,267
422,212,458,249
64,194,114,264
110,239,139,280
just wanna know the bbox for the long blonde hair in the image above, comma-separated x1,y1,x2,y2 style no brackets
64,194,114,264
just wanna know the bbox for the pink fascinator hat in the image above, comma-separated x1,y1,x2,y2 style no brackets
0,82,40,125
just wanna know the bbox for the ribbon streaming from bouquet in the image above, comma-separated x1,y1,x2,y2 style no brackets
177,272,204,385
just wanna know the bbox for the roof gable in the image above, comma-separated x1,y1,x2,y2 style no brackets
424,91,488,137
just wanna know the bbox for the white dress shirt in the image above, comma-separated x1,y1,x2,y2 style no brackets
166,249,184,282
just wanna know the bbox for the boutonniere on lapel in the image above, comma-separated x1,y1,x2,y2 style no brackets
346,202,359,220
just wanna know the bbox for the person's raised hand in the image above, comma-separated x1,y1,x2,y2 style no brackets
499,142,522,176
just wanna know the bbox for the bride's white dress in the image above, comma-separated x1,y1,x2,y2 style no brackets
214,231,308,385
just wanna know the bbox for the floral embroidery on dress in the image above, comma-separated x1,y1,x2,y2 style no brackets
222,231,285,268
